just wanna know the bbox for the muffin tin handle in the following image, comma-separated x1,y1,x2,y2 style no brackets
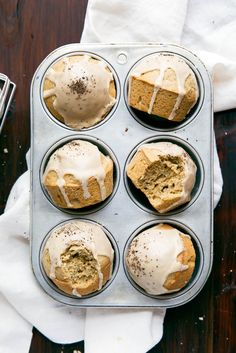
0,73,16,133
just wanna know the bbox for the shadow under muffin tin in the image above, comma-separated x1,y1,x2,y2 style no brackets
30,43,213,307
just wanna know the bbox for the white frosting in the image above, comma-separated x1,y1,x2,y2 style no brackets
126,224,189,295
44,221,114,292
72,288,82,297
43,55,116,129
43,140,111,207
139,141,190,156
129,53,199,120
138,142,197,212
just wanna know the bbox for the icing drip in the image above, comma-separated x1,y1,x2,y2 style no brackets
43,55,116,129
130,54,199,120
43,140,111,207
148,63,166,114
72,288,82,297
126,224,189,295
44,221,114,294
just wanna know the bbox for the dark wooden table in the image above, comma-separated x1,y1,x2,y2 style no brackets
0,1,235,352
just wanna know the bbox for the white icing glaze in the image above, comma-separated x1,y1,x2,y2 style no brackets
126,224,189,295
129,54,199,120
138,141,190,156
72,288,82,297
137,142,197,212
43,55,116,129
44,220,114,293
43,140,111,207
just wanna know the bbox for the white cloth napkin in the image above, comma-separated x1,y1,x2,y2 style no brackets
2,0,236,352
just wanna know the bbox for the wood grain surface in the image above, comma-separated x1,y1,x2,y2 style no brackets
0,1,235,352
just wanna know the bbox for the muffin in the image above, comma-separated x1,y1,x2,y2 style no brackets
126,141,197,213
128,53,199,121
42,221,114,296
43,54,116,129
42,140,113,209
126,223,196,295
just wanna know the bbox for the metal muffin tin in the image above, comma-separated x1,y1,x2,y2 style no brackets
30,43,213,308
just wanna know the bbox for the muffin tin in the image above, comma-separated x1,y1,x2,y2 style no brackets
30,43,213,307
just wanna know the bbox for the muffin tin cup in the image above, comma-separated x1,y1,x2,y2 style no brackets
31,43,213,307
40,134,120,215
41,51,121,131
123,219,203,301
124,135,204,216
124,51,205,132
39,219,120,302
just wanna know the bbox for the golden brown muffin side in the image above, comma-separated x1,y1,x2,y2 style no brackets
163,233,196,291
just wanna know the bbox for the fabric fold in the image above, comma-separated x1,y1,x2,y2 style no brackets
84,308,165,353
82,0,188,43
0,171,86,345
0,293,32,353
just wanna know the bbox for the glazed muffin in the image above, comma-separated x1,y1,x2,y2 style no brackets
126,223,196,295
43,54,116,129
42,220,114,296
42,140,113,209
126,141,197,213
128,53,199,121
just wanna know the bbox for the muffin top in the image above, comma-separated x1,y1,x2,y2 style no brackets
126,223,194,295
43,55,116,129
43,140,112,207
128,53,199,120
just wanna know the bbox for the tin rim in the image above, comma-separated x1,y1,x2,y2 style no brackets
123,219,204,301
40,51,121,131
40,134,120,215
124,51,205,132
124,135,204,216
